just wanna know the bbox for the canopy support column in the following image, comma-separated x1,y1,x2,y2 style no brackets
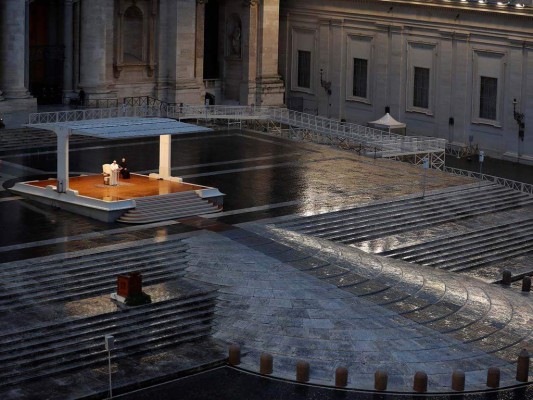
159,134,172,179
56,127,71,193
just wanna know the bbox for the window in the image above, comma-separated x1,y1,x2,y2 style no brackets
353,58,368,98
413,67,429,109
297,50,311,89
479,76,497,120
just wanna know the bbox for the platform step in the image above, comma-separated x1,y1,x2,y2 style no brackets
118,192,221,224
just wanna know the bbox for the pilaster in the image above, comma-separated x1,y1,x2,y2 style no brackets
162,0,204,104
79,0,113,98
0,0,31,99
63,0,75,103
255,0,284,106
240,0,259,105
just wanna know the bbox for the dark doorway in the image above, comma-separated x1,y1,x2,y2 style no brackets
203,0,219,79
29,0,64,105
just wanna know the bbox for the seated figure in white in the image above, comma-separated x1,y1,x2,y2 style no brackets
109,160,120,186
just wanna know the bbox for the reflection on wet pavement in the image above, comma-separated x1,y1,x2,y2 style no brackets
1,128,532,399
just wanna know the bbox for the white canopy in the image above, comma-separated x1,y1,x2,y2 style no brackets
27,117,212,138
368,113,406,130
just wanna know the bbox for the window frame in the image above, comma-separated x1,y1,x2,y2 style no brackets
345,34,373,104
291,28,316,94
471,49,505,127
406,41,437,115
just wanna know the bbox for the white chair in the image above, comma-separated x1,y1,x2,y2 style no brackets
102,164,111,185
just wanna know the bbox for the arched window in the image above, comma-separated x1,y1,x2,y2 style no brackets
123,6,143,62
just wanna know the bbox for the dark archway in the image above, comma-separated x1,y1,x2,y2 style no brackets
29,0,64,105
203,0,219,80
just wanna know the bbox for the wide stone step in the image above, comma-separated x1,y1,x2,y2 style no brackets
0,305,216,364
403,230,533,265
380,218,533,258
1,252,188,284
279,183,499,229
0,290,217,346
295,185,509,233
306,189,527,237
0,321,213,388
325,195,533,243
0,239,188,275
441,241,533,271
118,205,221,224
0,270,185,310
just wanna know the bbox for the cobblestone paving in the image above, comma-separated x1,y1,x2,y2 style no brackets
184,228,532,392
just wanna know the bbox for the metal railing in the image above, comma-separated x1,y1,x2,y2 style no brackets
27,103,446,158
444,166,533,195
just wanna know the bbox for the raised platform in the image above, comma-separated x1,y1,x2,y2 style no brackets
10,173,224,223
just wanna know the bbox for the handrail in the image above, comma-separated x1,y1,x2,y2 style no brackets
27,103,446,155
444,166,533,195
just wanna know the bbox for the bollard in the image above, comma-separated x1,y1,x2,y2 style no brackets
502,270,512,286
451,370,465,391
228,344,241,366
335,366,348,387
522,276,532,292
516,349,530,382
413,371,428,393
374,370,388,391
487,367,500,388
296,361,310,382
260,353,273,375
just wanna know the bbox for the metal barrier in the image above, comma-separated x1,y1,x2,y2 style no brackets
28,104,446,169
444,166,533,195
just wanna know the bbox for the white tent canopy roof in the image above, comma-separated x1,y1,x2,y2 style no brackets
368,113,406,129
26,117,212,138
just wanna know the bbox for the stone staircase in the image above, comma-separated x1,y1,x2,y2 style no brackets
117,191,222,224
378,217,533,272
0,239,189,311
278,184,533,244
0,289,217,389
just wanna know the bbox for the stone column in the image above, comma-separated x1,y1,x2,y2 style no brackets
63,0,75,103
254,0,284,106
56,127,71,193
195,0,206,84
158,134,172,180
79,0,111,98
167,0,204,104
240,0,259,105
0,0,31,99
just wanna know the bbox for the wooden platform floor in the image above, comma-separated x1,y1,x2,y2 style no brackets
26,174,204,202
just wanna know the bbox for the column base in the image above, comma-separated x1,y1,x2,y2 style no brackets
0,97,38,128
240,76,285,106
168,79,206,105
255,76,285,106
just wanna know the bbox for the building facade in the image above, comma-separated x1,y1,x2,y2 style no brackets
0,0,284,124
2,0,533,163
280,0,533,163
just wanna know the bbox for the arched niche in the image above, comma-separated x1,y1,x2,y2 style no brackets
226,14,242,59
114,0,157,78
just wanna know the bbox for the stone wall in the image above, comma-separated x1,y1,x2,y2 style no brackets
280,0,533,163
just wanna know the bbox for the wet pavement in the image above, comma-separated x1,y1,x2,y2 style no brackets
0,126,532,399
